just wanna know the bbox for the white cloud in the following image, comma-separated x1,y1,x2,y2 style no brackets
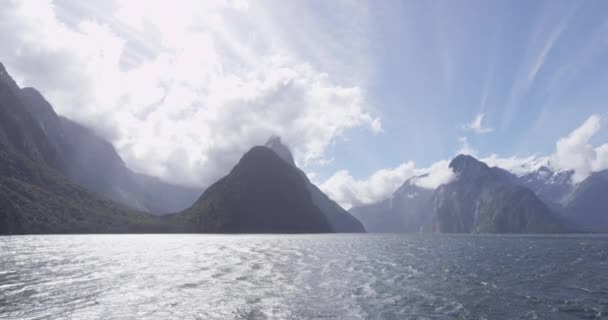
411,160,456,189
322,114,608,209
319,160,455,209
594,144,608,172
0,0,379,187
501,4,575,129
477,114,608,182
320,162,416,209
550,114,608,183
464,113,493,134
482,154,549,176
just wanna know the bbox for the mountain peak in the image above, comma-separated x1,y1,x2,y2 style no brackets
21,86,43,97
0,62,19,91
181,144,333,233
264,137,364,233
238,145,282,166
449,154,489,174
264,135,295,166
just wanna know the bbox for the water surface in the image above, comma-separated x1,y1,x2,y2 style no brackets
1,234,607,319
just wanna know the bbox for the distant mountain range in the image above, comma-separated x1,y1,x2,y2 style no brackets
350,175,433,233
1,61,606,234
351,154,608,233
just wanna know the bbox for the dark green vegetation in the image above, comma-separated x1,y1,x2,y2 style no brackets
0,123,172,234
0,65,163,234
0,143,177,234
0,63,180,233
0,63,174,234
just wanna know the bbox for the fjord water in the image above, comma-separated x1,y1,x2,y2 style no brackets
1,235,607,319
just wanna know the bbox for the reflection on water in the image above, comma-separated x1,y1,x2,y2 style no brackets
0,234,607,319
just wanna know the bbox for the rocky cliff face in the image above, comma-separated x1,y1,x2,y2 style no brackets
428,155,564,233
350,155,568,234
518,165,574,207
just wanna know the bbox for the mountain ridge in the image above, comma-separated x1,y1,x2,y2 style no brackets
1,61,604,234
15,83,199,214
351,154,568,233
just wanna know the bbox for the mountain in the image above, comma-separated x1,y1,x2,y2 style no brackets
264,136,296,166
0,64,64,171
0,63,176,234
16,85,199,214
0,63,348,234
506,160,607,232
175,146,333,233
562,170,608,232
264,137,365,233
0,141,174,234
428,155,564,233
518,165,574,208
350,155,569,234
350,175,433,233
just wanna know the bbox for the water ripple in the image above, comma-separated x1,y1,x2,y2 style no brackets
0,234,607,319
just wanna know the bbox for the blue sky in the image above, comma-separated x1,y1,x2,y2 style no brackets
320,0,608,180
1,0,607,207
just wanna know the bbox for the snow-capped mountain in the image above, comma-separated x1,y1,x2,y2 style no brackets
428,155,564,233
518,166,574,207
483,155,575,206
481,158,608,231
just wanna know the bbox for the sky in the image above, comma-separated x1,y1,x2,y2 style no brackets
1,0,607,208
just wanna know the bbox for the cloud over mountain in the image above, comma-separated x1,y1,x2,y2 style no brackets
3,1,607,211
321,114,607,208
0,0,379,187
550,114,608,182
320,160,455,209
